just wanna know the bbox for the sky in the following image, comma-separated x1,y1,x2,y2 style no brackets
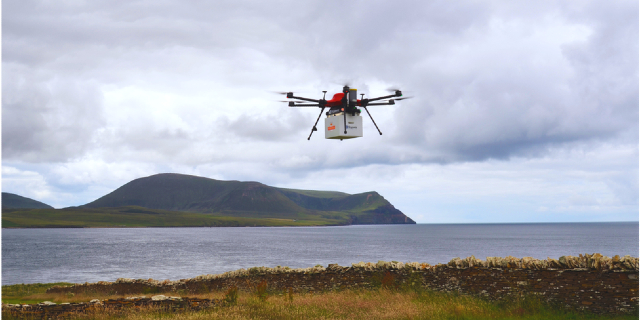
2,0,638,223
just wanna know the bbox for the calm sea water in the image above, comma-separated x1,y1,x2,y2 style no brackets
2,223,638,285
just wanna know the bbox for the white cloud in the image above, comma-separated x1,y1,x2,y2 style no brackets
2,166,53,203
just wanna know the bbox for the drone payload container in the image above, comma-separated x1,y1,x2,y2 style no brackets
325,112,363,139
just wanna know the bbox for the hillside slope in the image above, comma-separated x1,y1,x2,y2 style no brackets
2,193,54,209
81,173,415,225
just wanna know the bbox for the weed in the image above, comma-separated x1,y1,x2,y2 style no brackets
172,289,186,297
224,286,238,305
381,271,396,290
401,271,424,293
141,287,160,295
255,280,269,302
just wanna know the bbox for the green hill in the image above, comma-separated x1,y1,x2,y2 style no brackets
83,174,304,215
2,193,53,209
83,173,415,224
2,173,415,228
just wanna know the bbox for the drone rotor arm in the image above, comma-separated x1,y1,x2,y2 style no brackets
365,100,395,106
289,95,320,103
366,94,400,103
289,103,321,107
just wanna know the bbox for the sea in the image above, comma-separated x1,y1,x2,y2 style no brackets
2,222,638,285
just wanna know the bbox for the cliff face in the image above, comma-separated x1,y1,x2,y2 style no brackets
81,173,415,225
355,204,416,224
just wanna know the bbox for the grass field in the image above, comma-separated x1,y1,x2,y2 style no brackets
2,282,76,305
2,282,637,319
1,206,347,228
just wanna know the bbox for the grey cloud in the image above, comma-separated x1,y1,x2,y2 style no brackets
375,1,639,163
219,110,310,142
2,0,637,169
2,64,106,162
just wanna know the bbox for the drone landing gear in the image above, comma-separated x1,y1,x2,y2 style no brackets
343,111,347,134
363,106,382,135
307,107,326,140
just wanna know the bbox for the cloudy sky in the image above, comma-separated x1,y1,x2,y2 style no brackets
2,0,638,223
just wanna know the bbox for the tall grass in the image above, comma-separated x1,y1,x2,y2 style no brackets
3,283,637,320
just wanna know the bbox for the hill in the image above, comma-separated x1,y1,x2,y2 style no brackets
2,193,53,209
81,173,415,225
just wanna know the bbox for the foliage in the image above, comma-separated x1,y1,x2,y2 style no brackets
287,287,294,303
223,286,238,305
400,271,425,293
381,271,397,290
254,280,269,302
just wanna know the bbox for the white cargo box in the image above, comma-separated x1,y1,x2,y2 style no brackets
325,113,363,139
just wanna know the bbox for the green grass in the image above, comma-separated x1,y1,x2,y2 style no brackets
2,282,75,304
1,206,347,228
1,199,409,228
2,283,636,319
276,187,351,198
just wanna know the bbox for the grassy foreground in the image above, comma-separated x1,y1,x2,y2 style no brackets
2,283,637,320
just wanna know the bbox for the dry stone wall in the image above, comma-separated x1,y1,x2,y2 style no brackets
3,296,222,319
12,254,640,316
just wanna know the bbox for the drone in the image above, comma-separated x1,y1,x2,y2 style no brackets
280,86,410,140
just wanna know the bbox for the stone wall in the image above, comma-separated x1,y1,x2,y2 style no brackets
19,254,640,315
3,296,222,319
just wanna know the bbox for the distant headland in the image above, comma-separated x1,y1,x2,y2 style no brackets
2,173,415,228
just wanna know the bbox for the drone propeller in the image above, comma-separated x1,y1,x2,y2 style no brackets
394,96,413,101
